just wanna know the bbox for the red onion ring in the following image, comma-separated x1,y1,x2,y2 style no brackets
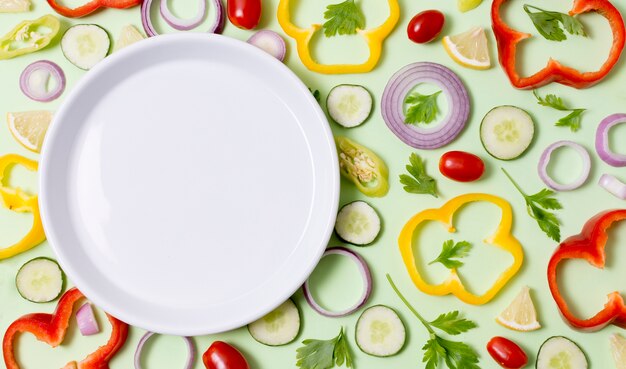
135,332,195,369
381,62,470,149
302,247,372,318
538,140,591,191
160,0,207,31
76,303,100,336
247,30,286,62
19,60,65,102
599,174,626,199
596,113,626,167
142,0,224,36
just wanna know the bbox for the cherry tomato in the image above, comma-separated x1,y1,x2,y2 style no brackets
407,10,445,44
487,337,528,369
202,341,250,369
439,151,485,182
227,0,262,30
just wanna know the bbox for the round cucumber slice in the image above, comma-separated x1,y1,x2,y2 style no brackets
61,24,111,70
355,305,406,357
536,336,588,369
480,105,535,161
15,257,65,303
334,201,381,246
248,299,300,346
326,84,373,128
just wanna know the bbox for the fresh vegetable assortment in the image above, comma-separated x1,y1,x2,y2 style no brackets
2,0,626,368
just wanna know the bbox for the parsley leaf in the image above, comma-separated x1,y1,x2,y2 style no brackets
533,90,586,132
556,109,585,132
428,240,473,269
429,311,478,335
308,88,321,103
524,4,586,41
404,91,442,124
296,327,353,369
399,153,437,197
502,168,563,242
323,0,365,38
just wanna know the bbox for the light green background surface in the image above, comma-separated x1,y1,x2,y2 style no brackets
2,0,626,367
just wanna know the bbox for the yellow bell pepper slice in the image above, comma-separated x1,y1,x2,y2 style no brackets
277,0,400,74
0,154,46,259
399,193,523,305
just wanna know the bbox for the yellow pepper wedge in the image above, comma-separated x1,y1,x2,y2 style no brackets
277,0,400,74
398,193,523,305
0,154,46,260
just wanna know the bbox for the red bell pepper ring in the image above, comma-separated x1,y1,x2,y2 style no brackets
3,288,129,369
492,0,626,89
47,0,141,18
548,210,626,331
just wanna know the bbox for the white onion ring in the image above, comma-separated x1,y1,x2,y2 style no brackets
247,30,286,62
76,303,100,336
160,0,207,31
142,0,224,36
135,332,195,369
381,62,470,149
596,113,626,167
302,247,372,318
19,60,65,102
538,140,591,191
599,174,626,200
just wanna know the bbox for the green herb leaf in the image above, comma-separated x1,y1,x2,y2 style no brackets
404,91,442,124
296,327,353,369
429,311,478,335
437,336,481,369
556,108,585,132
533,90,586,132
399,153,437,197
533,90,569,110
308,88,321,103
423,338,446,369
428,240,473,269
323,0,365,38
523,4,586,41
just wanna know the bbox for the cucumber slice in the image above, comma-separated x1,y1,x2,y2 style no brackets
326,84,373,128
248,299,300,346
480,105,535,161
15,257,65,303
334,201,381,246
536,336,588,369
355,305,406,357
61,24,111,70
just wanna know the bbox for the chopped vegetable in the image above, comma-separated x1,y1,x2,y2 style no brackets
3,288,129,369
407,10,445,44
47,0,141,18
399,153,437,197
382,62,469,149
599,174,626,199
7,111,53,153
533,90,585,131
136,332,195,369
334,201,381,246
492,0,626,89
76,303,100,336
442,27,491,70
439,151,485,182
404,90,441,124
538,141,591,191
203,341,249,369
19,60,65,103
227,0,261,30
309,88,321,103
61,25,111,70
486,337,528,369
248,299,300,346
277,0,399,74
610,334,626,369
323,0,365,37
160,0,207,31
536,337,588,369
458,0,482,12
502,168,562,242
302,247,372,317
113,25,145,52
596,113,626,166
0,0,30,13
327,85,373,128
480,105,535,161
355,305,405,357
428,240,472,269
296,327,353,369
143,0,225,36
247,30,287,61
524,4,586,42
15,257,65,303
398,193,524,305
387,275,480,369
548,210,626,331
336,136,389,197
496,286,541,331
0,15,60,60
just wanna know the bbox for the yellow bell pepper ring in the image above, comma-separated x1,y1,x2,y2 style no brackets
0,154,46,260
398,193,524,305
277,0,400,74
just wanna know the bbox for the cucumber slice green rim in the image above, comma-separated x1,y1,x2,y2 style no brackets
355,305,406,357
15,257,66,303
536,336,588,369
480,105,535,161
334,201,382,247
248,298,301,346
326,84,373,128
61,24,111,71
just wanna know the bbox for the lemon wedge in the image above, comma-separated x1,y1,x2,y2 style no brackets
7,111,53,153
114,25,145,52
458,0,483,12
443,26,491,70
496,286,541,331
611,334,626,369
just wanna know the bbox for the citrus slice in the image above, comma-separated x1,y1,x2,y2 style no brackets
114,25,145,52
458,0,482,12
442,27,491,70
0,0,30,12
611,334,626,369
7,111,53,153
496,286,541,331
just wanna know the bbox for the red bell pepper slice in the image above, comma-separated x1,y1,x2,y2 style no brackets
47,0,141,18
548,210,626,331
491,0,626,89
3,288,129,369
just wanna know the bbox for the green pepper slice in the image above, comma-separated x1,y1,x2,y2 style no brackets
335,136,389,197
0,15,60,60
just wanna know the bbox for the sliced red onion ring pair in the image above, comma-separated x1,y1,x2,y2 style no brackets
160,0,207,30
135,332,195,369
303,247,372,318
596,113,626,167
20,60,65,102
538,140,591,191
381,62,470,149
142,0,224,36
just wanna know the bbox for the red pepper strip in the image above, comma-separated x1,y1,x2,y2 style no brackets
47,0,141,18
3,288,129,369
548,210,626,331
492,0,626,89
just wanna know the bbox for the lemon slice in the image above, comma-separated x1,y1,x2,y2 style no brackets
442,27,491,70
114,25,145,52
458,0,482,12
7,111,53,153
0,0,30,12
496,286,541,331
611,334,626,369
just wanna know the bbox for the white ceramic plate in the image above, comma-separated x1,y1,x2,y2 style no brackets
39,34,339,336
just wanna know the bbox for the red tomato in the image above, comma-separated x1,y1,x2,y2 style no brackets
487,337,528,369
407,10,445,44
439,151,485,182
202,341,250,369
227,0,262,30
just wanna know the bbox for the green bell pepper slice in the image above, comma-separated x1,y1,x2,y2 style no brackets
336,136,389,197
0,15,60,60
